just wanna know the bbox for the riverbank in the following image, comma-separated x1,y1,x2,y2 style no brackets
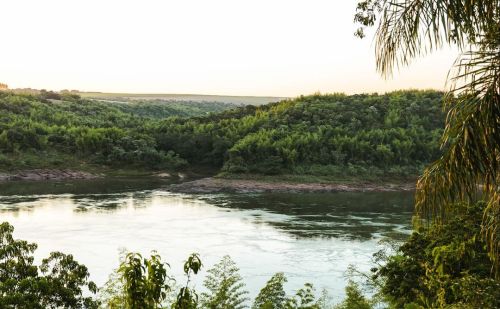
169,176,416,193
0,166,212,183
0,168,417,193
0,169,99,181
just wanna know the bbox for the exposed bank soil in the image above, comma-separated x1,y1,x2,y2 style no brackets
0,169,99,182
169,177,415,194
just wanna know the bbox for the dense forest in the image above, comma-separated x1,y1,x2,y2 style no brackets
93,98,240,119
0,91,233,171
0,90,444,178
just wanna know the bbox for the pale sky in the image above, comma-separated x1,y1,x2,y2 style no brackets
1,0,458,97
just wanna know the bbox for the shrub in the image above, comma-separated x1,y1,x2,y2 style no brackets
0,222,98,308
201,255,249,309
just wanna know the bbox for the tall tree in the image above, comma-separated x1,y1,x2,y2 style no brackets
355,0,500,274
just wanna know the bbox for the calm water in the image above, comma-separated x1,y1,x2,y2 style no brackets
0,178,414,302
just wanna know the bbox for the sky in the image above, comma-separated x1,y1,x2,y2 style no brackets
1,0,458,97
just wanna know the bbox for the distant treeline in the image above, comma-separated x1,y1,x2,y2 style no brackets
0,90,444,177
99,98,240,119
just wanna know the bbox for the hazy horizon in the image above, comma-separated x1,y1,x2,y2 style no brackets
1,0,457,97
4,88,445,99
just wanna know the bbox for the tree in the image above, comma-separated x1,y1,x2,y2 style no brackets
99,261,127,309
117,252,173,309
333,281,371,309
252,273,287,309
101,252,202,309
201,255,249,309
285,283,323,309
0,222,98,308
355,0,500,274
372,202,500,308
172,253,203,309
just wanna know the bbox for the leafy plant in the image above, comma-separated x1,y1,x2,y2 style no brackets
286,283,323,309
333,281,371,309
201,255,249,309
0,222,98,308
118,251,173,309
252,272,287,309
172,253,203,309
354,0,500,274
372,202,500,308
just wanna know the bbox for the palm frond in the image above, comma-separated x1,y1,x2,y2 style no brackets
416,37,500,274
361,0,500,274
373,0,499,76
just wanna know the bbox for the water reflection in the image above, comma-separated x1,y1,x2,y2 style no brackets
0,177,174,196
200,192,414,240
0,180,414,241
0,178,414,301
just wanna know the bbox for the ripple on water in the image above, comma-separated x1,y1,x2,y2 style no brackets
0,182,413,302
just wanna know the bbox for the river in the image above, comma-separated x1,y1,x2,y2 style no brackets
0,177,414,303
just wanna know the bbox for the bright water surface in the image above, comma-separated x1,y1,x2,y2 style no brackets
0,178,414,302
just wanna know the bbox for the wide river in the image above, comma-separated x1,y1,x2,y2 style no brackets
0,177,413,303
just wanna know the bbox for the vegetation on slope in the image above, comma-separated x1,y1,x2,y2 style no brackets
78,92,285,106
101,99,239,119
0,91,232,171
0,90,444,179
143,89,445,179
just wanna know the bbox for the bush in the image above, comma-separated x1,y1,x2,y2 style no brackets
372,202,500,308
252,273,287,309
0,222,98,308
0,153,11,167
334,281,371,309
201,255,249,309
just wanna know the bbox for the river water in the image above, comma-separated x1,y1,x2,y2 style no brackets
0,178,414,303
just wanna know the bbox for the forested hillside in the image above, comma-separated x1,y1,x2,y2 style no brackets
0,90,444,178
152,90,444,178
93,99,239,119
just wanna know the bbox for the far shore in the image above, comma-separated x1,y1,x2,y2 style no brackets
0,169,417,194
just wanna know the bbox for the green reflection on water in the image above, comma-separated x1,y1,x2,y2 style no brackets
0,178,414,241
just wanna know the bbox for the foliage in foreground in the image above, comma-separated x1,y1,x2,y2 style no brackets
333,281,371,309
0,222,98,308
101,253,330,309
355,0,500,275
118,252,173,308
3,211,500,308
201,255,249,309
372,202,500,308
